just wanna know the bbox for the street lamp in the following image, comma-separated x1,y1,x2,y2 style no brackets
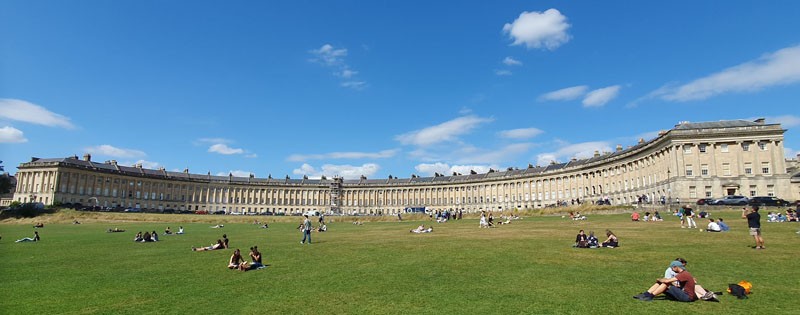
666,168,672,207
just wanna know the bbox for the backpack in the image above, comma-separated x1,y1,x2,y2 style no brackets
728,280,752,299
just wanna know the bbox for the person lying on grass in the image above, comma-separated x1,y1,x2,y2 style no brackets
410,225,433,233
193,239,224,251
16,231,40,242
108,228,126,233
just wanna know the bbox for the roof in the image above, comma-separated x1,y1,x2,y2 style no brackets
673,119,767,130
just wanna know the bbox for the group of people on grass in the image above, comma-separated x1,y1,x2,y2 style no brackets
630,211,662,222
134,231,162,242
633,258,719,302
227,246,264,271
574,229,617,248
767,209,798,222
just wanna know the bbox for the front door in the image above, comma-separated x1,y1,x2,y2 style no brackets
726,188,736,196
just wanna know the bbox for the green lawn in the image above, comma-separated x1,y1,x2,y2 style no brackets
1,210,797,314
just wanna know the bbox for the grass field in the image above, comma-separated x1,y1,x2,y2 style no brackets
1,208,798,314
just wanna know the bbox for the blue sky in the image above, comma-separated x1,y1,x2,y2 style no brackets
2,1,799,179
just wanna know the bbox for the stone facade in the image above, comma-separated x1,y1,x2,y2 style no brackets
12,119,796,214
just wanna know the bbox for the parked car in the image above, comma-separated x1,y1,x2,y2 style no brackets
212,210,226,215
696,198,715,205
712,195,749,205
124,208,142,213
748,196,789,207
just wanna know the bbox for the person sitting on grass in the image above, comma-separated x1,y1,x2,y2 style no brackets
228,248,248,271
631,212,640,221
261,223,269,229
141,231,154,242
164,227,172,235
222,234,229,249
574,230,588,248
193,239,224,251
176,226,184,234
716,218,729,231
479,211,489,228
633,260,697,302
249,246,264,269
34,222,44,228
587,231,599,248
211,224,224,228
706,219,722,232
317,224,327,232
108,228,126,233
16,231,40,243
134,231,143,242
653,211,663,221
601,229,618,248
151,231,159,242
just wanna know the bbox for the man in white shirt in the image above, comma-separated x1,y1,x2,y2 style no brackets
706,218,721,232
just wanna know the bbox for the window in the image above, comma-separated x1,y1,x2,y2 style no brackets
722,163,731,176
685,165,693,177
701,164,709,176
704,186,712,198
699,144,707,153
720,144,729,152
758,142,767,151
744,162,753,175
742,143,750,152
683,145,692,154
767,185,775,197
689,186,697,198
761,162,770,174
749,185,757,197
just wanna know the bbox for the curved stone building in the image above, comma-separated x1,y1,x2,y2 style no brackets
12,119,795,214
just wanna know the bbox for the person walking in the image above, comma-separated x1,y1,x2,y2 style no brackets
301,215,312,244
743,206,764,249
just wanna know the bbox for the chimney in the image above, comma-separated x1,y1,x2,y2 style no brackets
754,118,765,124
111,160,117,165
594,150,600,158
616,144,623,151
83,153,91,161
183,168,189,173
638,138,645,144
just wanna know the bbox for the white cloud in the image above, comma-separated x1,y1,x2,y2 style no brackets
288,149,399,162
341,81,366,90
766,115,800,127
309,44,348,66
536,141,612,166
208,143,244,155
582,85,621,107
0,126,27,143
310,44,367,89
495,70,513,76
415,162,499,177
292,163,380,180
121,160,162,170
337,69,358,78
503,57,523,66
457,143,533,165
244,153,258,158
538,85,588,101
216,170,253,177
396,115,493,147
196,137,232,145
0,98,75,129
654,45,800,101
85,145,146,158
499,128,544,139
503,9,571,50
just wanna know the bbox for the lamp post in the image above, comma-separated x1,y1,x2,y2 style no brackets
666,168,672,208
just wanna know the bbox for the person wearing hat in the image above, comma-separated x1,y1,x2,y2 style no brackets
633,260,697,302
